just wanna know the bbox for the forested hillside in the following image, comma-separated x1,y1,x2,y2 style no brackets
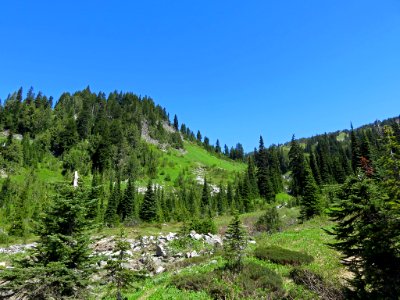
0,87,399,299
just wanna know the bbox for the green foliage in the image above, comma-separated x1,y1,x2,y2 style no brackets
182,218,217,235
326,175,400,299
289,135,306,197
236,262,284,298
289,268,344,300
299,163,321,221
254,245,314,266
139,181,157,222
105,227,137,300
171,262,284,300
0,183,95,299
223,213,247,271
255,205,282,233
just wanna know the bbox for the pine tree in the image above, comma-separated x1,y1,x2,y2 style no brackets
300,162,320,221
288,135,306,196
104,177,120,226
326,175,400,298
256,136,275,201
140,181,157,222
223,213,247,272
105,227,136,300
350,123,361,173
120,177,135,221
0,183,95,299
247,156,259,198
173,114,179,131
201,178,210,216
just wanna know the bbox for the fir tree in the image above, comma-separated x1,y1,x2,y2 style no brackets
0,183,95,299
350,123,361,173
299,162,320,221
288,135,306,196
105,227,136,300
326,175,400,298
173,114,179,131
139,181,157,222
223,213,247,272
104,177,121,227
120,177,135,221
201,178,210,216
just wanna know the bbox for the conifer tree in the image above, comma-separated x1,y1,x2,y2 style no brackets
300,162,320,221
88,171,102,220
288,135,306,196
350,123,361,173
309,149,322,185
223,213,247,272
104,177,120,227
0,183,95,299
173,114,179,131
139,181,157,222
327,175,400,298
120,177,135,221
201,178,210,216
105,227,136,300
247,156,259,198
256,136,275,201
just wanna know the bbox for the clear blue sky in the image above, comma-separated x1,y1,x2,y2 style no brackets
1,1,400,151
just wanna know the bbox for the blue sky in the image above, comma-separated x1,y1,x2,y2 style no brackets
1,1,400,151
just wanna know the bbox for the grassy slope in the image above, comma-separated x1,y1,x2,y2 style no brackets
118,215,343,300
150,141,246,186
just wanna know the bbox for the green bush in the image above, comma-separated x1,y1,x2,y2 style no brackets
237,262,284,298
254,246,314,266
290,268,344,300
255,206,282,233
185,218,217,234
171,263,284,300
171,273,229,298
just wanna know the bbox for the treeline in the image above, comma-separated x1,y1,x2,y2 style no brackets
0,87,258,236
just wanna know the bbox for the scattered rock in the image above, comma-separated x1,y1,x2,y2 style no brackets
186,251,199,258
156,244,168,257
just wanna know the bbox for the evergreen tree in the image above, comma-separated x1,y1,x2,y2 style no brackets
350,123,361,173
327,175,400,298
140,181,157,222
215,139,221,153
247,156,259,198
256,136,275,201
288,135,306,196
299,162,320,221
173,114,179,131
104,177,120,226
309,149,322,185
120,177,135,221
105,227,136,300
223,213,247,271
201,178,210,216
0,183,95,299
88,172,102,220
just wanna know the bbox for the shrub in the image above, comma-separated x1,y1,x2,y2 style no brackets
237,262,284,298
255,206,282,233
188,218,217,234
171,273,230,298
254,246,314,266
290,268,344,300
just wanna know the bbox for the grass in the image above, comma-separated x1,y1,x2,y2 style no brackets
115,215,343,300
151,141,246,187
